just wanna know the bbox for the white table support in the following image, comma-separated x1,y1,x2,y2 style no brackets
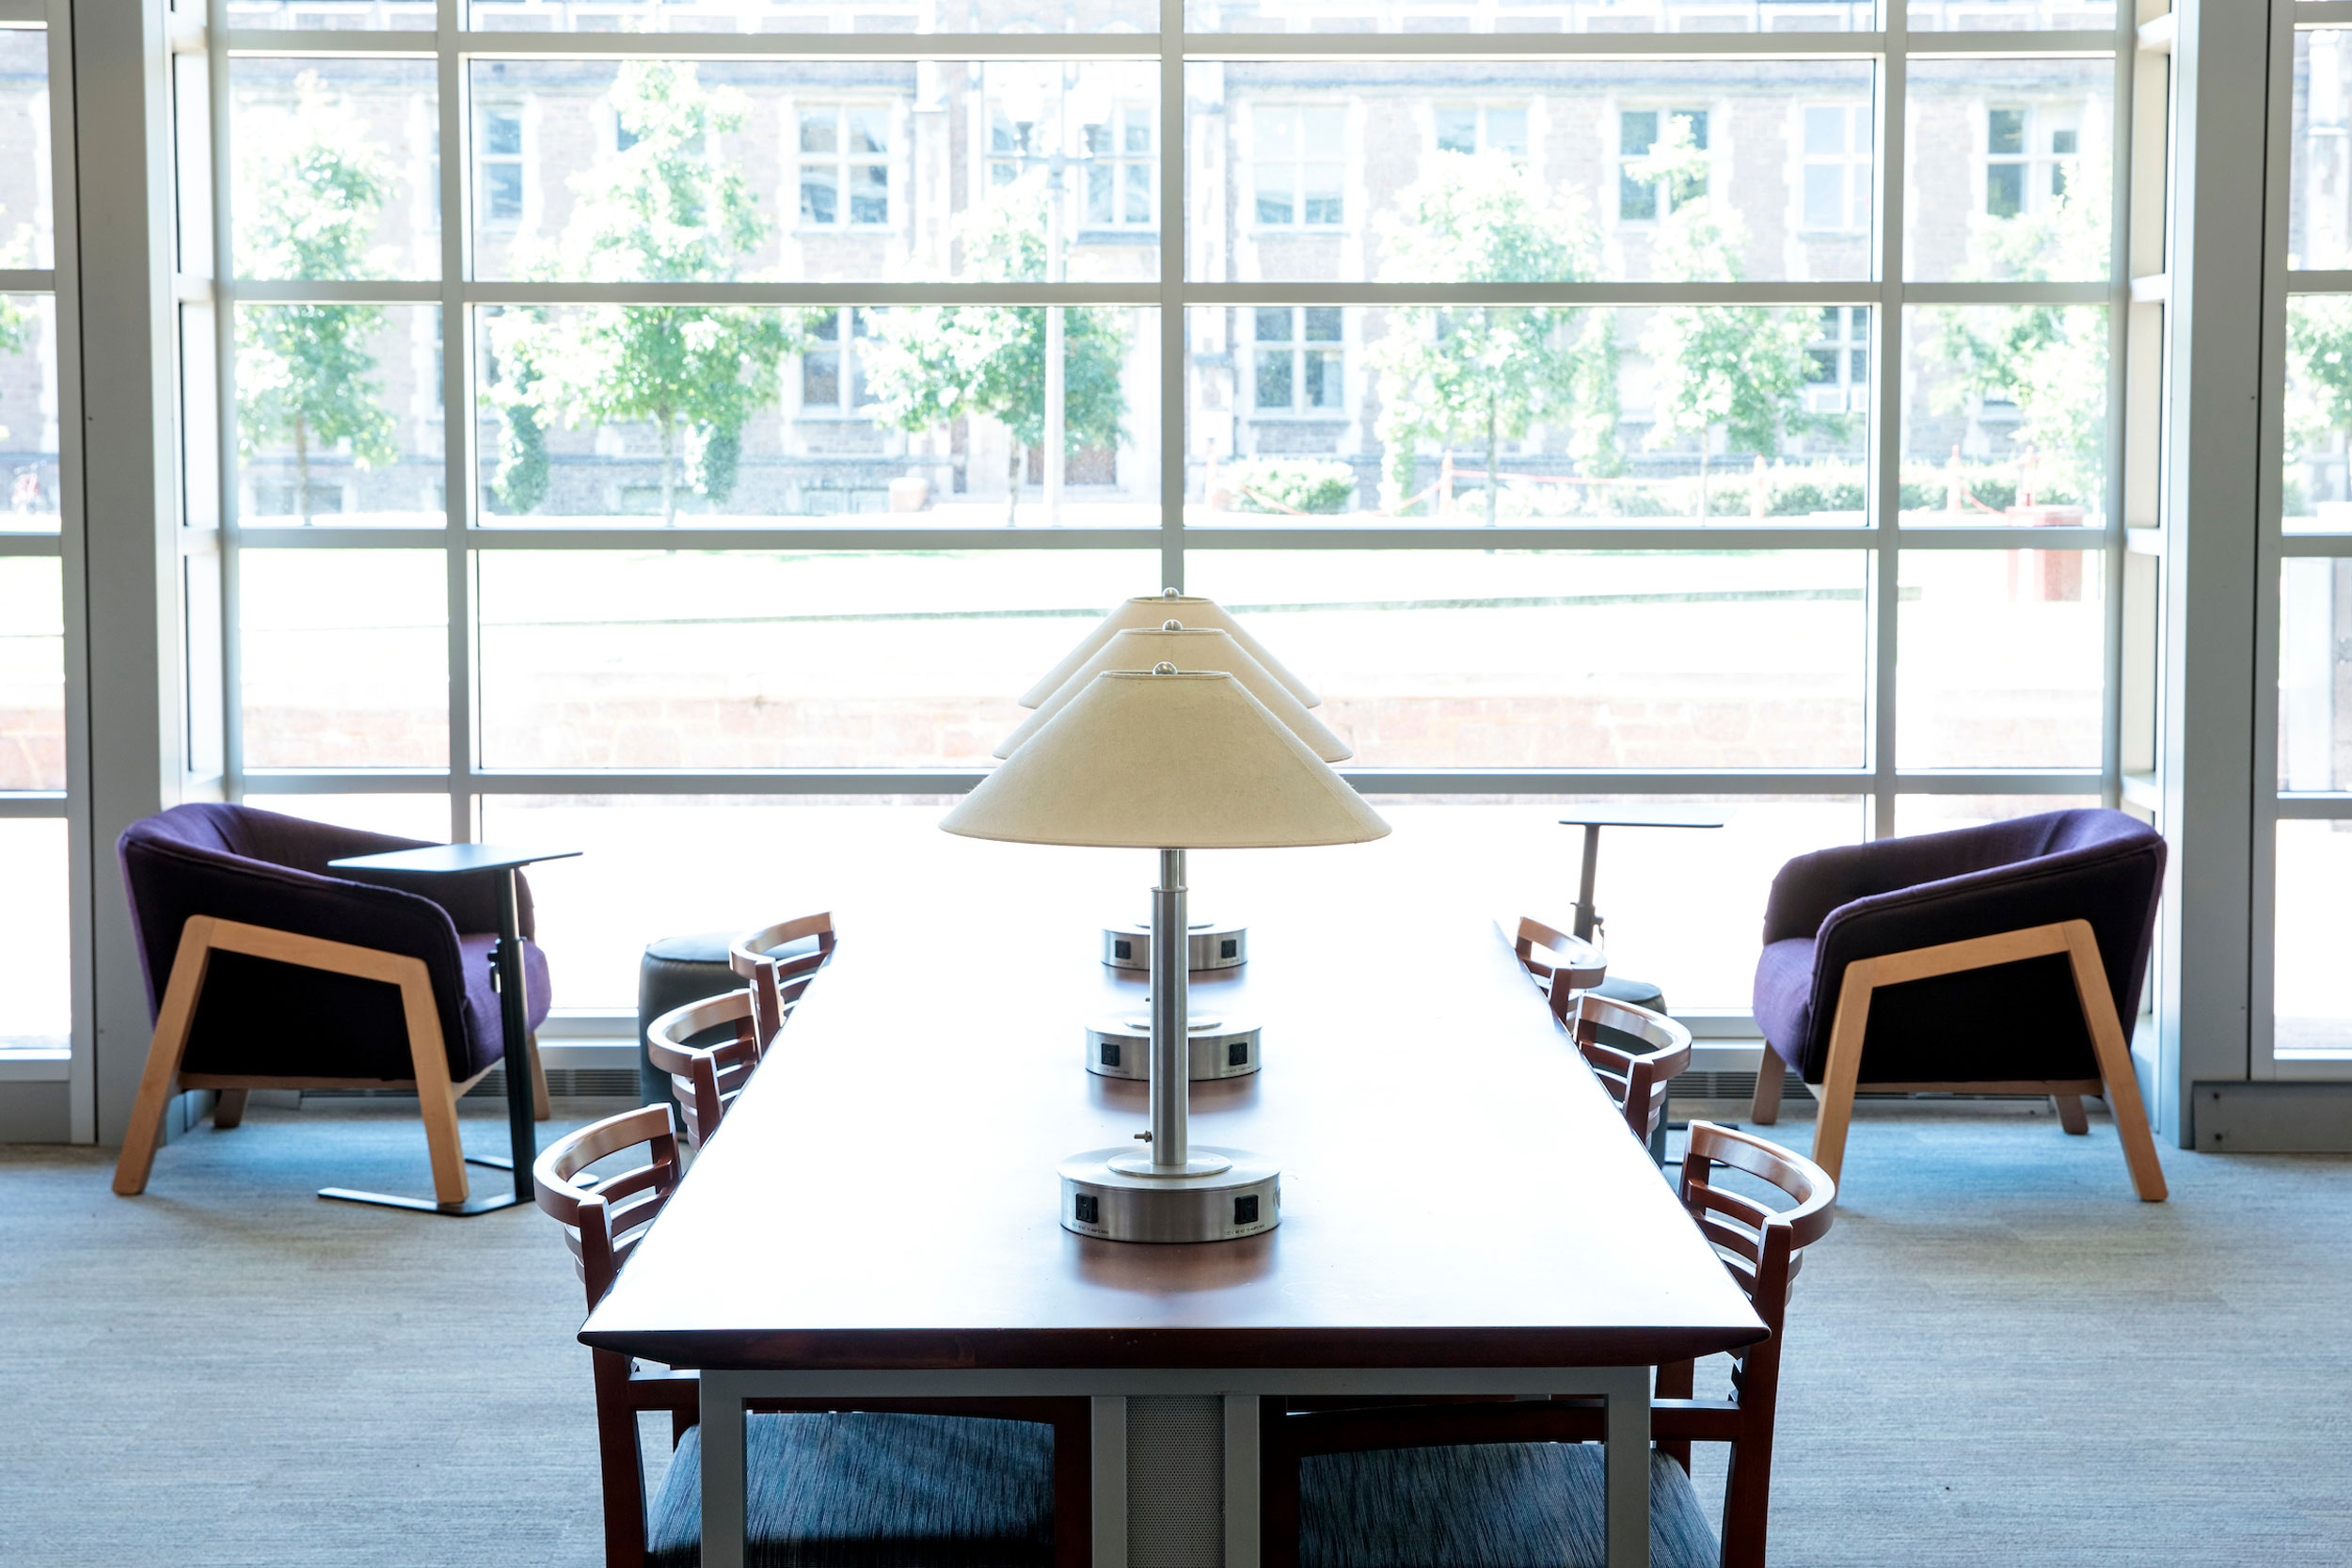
695,1365,1652,1568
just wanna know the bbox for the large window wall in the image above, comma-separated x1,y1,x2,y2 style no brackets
185,0,2146,1025
0,6,82,1092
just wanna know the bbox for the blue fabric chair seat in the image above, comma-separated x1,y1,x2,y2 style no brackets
646,1411,1057,1568
1300,1443,1718,1568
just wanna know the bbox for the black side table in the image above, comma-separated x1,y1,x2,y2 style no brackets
326,842,580,1214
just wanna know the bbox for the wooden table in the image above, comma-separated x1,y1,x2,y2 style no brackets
581,834,1764,1568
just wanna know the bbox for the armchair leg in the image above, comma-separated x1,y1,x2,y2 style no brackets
1808,967,1875,1189
214,1088,249,1130
1751,1042,1787,1125
528,1030,551,1123
2053,1094,2089,1134
2060,922,2168,1202
113,917,218,1196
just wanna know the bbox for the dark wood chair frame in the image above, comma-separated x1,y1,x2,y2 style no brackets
644,989,771,1151
1749,918,2167,1200
1509,913,1610,1025
534,1106,1091,1568
112,913,548,1205
1571,991,1694,1147
729,911,836,1043
1256,1121,1835,1568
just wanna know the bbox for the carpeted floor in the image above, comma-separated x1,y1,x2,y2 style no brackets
4,1095,2348,1566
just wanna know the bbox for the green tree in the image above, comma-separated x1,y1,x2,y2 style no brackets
0,208,35,464
1633,118,1825,522
1366,150,1608,523
508,61,788,524
860,173,1128,527
1925,159,2111,509
233,72,397,524
2287,295,2352,506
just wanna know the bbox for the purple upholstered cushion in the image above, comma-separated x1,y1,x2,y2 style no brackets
1752,809,2165,1085
119,803,550,1083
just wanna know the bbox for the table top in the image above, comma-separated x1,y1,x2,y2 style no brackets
1557,814,1726,832
581,829,1764,1373
328,843,581,876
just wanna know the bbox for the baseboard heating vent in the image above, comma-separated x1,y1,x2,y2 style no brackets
1670,1069,1810,1104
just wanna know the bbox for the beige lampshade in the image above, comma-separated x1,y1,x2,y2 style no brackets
996,626,1351,762
1018,594,1322,709
943,670,1391,849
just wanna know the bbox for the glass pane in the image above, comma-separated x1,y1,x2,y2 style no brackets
1905,60,2112,284
469,0,1155,32
2290,29,2352,270
470,60,1158,285
1191,62,1874,283
1895,793,2101,835
231,58,437,281
1898,549,2105,769
0,295,62,532
255,792,453,841
1360,799,1866,1013
0,31,55,269
0,819,69,1051
234,304,445,527
1906,0,2113,24
475,550,1149,768
2283,295,2352,531
1184,550,1868,768
2279,558,2352,792
1187,0,1874,31
224,0,436,28
2276,819,2352,1056
239,549,449,768
478,304,1158,529
1899,304,2109,529
1189,305,1869,527
0,556,64,791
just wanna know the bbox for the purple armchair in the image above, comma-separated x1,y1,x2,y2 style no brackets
111,804,552,1207
1750,808,2168,1200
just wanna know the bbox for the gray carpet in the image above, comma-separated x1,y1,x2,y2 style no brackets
3,1096,2348,1566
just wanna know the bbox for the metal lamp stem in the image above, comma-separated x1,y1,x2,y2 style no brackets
1151,847,1188,1169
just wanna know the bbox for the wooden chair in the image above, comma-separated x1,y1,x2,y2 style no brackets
534,1107,1089,1568
1570,991,1692,1147
1259,1122,1836,1568
643,990,770,1150
729,911,836,1043
1509,914,1609,1027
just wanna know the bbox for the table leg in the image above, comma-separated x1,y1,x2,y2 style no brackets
701,1370,748,1568
1223,1393,1261,1568
1602,1364,1652,1568
495,867,536,1203
1090,1395,1127,1568
1574,824,1604,943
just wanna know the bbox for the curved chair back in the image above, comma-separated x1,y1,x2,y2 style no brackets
645,990,767,1149
730,911,836,1041
1510,915,1608,1025
1569,992,1692,1143
532,1104,684,1309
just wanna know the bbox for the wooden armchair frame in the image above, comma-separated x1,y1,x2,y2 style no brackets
1571,992,1692,1146
1751,918,2167,1201
112,914,547,1205
1508,914,1609,1026
644,989,771,1149
728,911,836,1044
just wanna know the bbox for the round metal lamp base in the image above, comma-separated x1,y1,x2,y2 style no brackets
1103,917,1247,972
1086,1013,1263,1080
1058,1146,1280,1243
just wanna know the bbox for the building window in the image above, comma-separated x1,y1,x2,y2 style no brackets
801,308,876,415
1433,104,1528,160
1801,103,1870,231
1804,307,1869,416
1985,104,2080,219
1254,105,1345,228
478,105,523,227
1253,307,1344,414
1082,103,1154,228
1618,107,1708,222
799,104,890,228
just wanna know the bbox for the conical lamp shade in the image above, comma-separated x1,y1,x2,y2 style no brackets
943,670,1390,849
996,626,1351,762
1018,594,1322,709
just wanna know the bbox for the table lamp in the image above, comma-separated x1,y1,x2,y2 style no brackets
1020,589,1321,710
1003,621,1352,1084
942,664,1389,1243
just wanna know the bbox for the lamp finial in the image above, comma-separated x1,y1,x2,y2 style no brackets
1152,661,1179,675
1162,619,1184,631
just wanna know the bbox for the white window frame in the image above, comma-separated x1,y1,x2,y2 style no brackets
1249,103,1346,230
1799,100,1870,233
1615,103,1711,226
796,100,892,230
1249,305,1346,419
475,101,525,230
